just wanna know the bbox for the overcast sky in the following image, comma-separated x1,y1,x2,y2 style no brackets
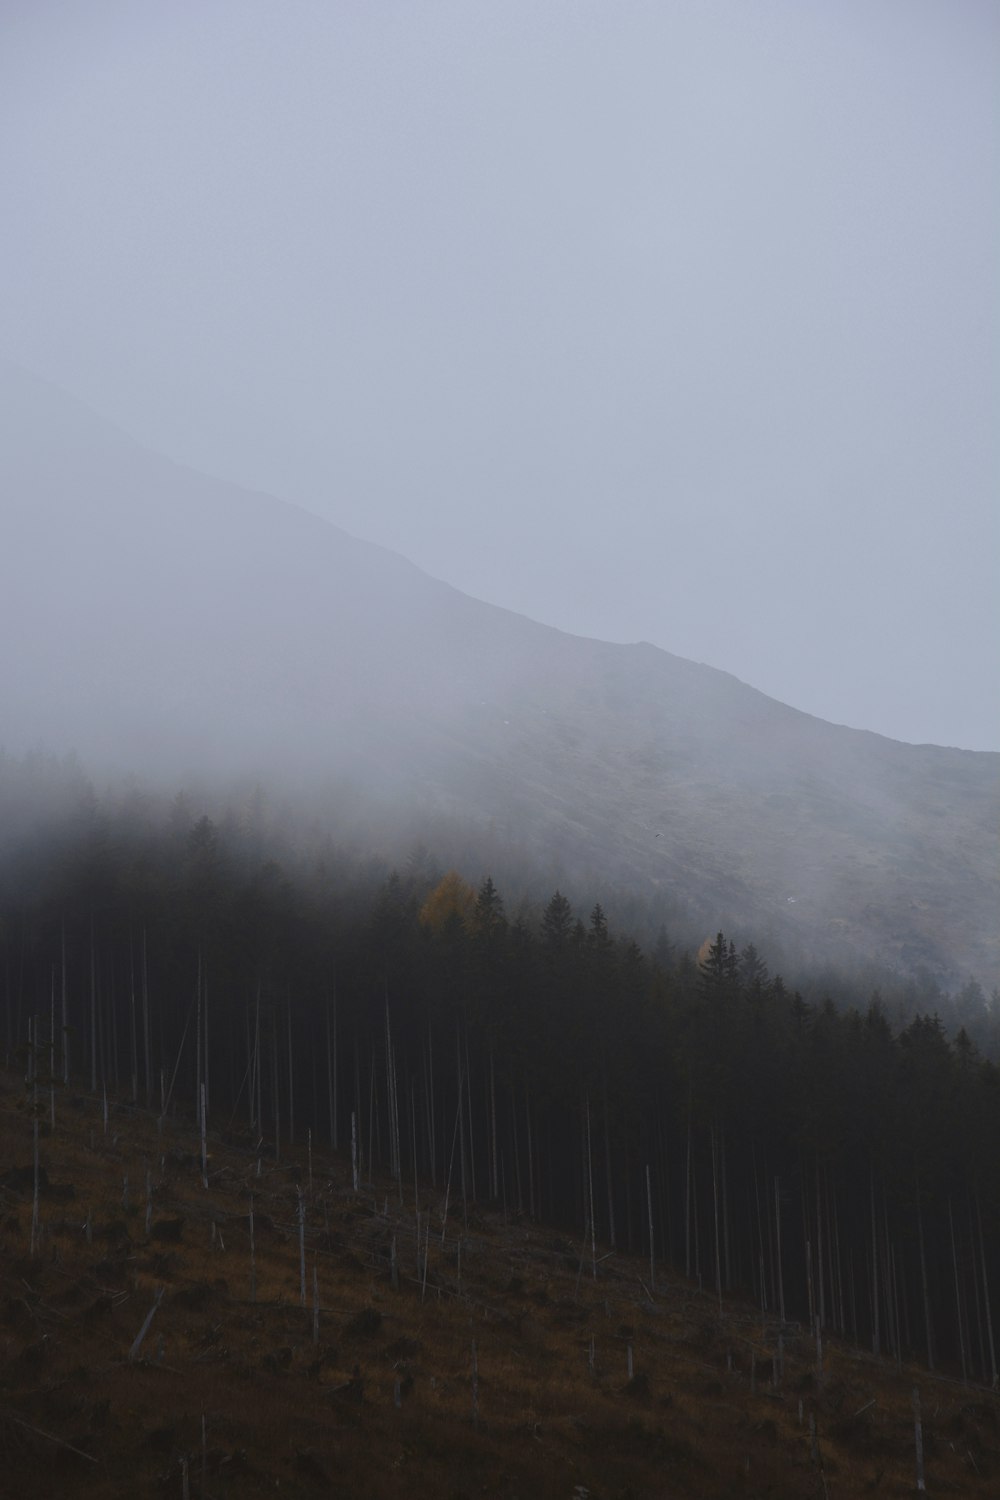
2,1,997,749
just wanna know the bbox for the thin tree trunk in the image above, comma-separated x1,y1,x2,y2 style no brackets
603,1079,616,1250
685,1098,693,1280
272,1011,281,1164
525,1087,535,1220
128,936,138,1103
141,927,151,1105
870,1168,881,1356
774,1175,786,1326
948,1200,967,1380
61,924,69,1087
287,1002,295,1146
646,1161,655,1293
721,1123,731,1291
490,1047,499,1201
815,1155,825,1329
917,1191,934,1371
298,1187,306,1306
711,1125,722,1315
196,956,202,1135
203,973,209,1120
90,920,97,1094
249,1192,257,1302
976,1194,998,1388
464,1030,476,1202
326,995,336,1149
586,1098,596,1278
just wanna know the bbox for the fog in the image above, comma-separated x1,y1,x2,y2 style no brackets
2,1,997,750
2,357,997,988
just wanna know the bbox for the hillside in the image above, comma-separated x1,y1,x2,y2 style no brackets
1,363,997,983
2,1067,998,1499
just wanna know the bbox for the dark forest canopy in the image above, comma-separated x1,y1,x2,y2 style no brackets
2,749,999,1386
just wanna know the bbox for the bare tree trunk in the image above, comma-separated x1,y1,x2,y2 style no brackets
525,1087,535,1220
586,1098,596,1279
511,1094,523,1215
385,998,400,1185
456,1050,468,1231
196,953,202,1133
203,973,209,1121
272,1011,280,1164
976,1194,998,1389
815,1155,825,1329
721,1123,731,1291
440,1090,461,1246
464,1030,476,1202
913,1387,926,1491
367,1050,376,1185
245,1194,254,1302
425,1027,436,1186
287,1002,295,1146
89,920,97,1094
646,1161,655,1294
870,1168,881,1356
326,994,336,1150
752,1147,766,1313
129,933,138,1104
200,1083,208,1189
603,1078,616,1250
61,925,70,1087
917,1191,934,1371
49,971,56,1132
685,1099,693,1280
141,927,151,1105
711,1125,722,1315
30,1115,40,1256
490,1048,499,1201
774,1175,786,1326
883,1194,899,1365
831,1176,846,1336
298,1187,306,1306
128,1287,164,1362
254,983,262,1136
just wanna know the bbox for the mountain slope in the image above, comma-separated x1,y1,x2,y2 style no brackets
1,363,996,981
6,1068,997,1500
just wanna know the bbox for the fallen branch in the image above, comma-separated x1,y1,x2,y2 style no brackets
0,1409,98,1463
128,1286,164,1361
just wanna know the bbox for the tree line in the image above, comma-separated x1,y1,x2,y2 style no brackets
1,762,998,1387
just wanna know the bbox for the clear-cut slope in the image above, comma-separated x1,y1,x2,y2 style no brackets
1,363,996,981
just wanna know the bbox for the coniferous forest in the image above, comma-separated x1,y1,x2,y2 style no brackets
2,755,998,1396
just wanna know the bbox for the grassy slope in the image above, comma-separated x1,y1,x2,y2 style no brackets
2,1069,997,1499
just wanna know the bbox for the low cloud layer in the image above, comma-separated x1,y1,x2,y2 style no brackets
2,2,996,748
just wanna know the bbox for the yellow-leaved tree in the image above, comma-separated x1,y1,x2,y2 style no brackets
419,870,476,934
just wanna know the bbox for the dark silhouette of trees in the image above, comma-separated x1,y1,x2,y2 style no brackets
0,755,997,1385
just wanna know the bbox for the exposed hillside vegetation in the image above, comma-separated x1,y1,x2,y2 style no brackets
3,756,998,1435
3,1065,1000,1498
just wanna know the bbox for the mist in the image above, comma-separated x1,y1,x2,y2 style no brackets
0,7,997,991
1,357,997,991
2,1,997,750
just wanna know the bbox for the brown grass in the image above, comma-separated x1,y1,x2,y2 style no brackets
1,1071,997,1498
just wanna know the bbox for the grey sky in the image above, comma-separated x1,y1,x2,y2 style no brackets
2,1,997,749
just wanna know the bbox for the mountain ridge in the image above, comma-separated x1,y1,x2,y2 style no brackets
1,364,996,983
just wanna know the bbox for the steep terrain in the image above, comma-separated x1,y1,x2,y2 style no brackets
1,363,996,981
2,1069,997,1499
